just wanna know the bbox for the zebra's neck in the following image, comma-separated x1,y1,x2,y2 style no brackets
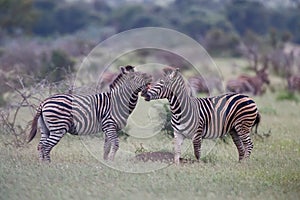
110,87,139,130
168,87,192,113
168,78,195,127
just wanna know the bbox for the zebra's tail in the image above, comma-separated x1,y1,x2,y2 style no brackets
27,105,42,143
253,112,261,134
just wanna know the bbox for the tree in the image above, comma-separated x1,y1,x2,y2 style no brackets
32,0,96,36
226,0,269,35
39,49,75,83
0,0,36,34
107,5,163,32
205,28,240,56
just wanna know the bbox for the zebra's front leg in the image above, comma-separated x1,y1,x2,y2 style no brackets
174,132,184,165
108,136,119,161
192,132,202,161
103,134,111,160
103,129,119,161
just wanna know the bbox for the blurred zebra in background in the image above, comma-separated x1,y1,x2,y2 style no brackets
288,74,300,92
226,53,270,96
226,64,269,95
28,65,152,162
143,67,260,164
188,76,223,95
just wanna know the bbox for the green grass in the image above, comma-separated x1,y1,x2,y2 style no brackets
1,58,300,200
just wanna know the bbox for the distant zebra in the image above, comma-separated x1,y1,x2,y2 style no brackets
28,65,152,162
143,67,260,164
288,74,300,92
226,60,270,96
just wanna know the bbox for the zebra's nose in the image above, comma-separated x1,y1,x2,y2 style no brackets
141,89,151,101
144,93,151,101
147,83,152,89
141,88,148,97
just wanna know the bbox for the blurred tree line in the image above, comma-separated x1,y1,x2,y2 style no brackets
1,0,299,43
0,0,300,106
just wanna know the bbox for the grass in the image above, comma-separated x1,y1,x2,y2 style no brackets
1,91,299,200
276,90,299,102
1,58,300,200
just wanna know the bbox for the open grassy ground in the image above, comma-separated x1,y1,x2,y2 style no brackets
1,58,300,200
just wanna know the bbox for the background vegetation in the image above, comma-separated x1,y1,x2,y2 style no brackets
1,0,300,42
1,0,300,104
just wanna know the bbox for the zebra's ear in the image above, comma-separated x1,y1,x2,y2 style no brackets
163,67,177,76
120,65,135,74
170,68,180,79
120,66,125,74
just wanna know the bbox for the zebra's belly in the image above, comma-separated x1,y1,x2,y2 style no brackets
69,120,102,135
173,123,197,139
202,125,229,139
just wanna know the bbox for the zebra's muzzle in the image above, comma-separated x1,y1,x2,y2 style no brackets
141,83,151,101
143,93,151,101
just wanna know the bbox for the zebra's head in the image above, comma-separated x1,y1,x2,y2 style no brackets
130,71,153,93
110,65,152,93
142,67,182,101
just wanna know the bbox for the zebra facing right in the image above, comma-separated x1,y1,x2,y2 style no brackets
28,65,152,162
143,67,260,164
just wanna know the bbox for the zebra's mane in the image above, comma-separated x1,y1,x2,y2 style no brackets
109,65,135,90
109,73,126,90
168,69,195,97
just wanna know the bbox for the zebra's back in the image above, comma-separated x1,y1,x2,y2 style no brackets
41,93,111,135
196,93,258,139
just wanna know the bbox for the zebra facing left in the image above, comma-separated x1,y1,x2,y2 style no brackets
28,65,152,162
142,67,260,164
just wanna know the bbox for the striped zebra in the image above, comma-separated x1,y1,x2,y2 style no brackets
28,65,152,162
143,67,260,164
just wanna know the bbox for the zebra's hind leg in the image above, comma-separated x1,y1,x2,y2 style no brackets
37,117,49,161
235,124,253,161
41,129,66,162
37,132,49,161
240,130,253,159
229,130,245,161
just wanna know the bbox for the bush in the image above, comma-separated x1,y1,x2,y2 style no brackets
276,90,299,102
32,0,96,36
205,28,240,56
158,103,174,138
39,49,75,83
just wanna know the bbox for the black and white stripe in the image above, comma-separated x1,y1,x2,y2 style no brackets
28,65,152,162
143,67,260,164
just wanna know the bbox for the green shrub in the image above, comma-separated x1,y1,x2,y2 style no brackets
276,91,299,102
39,49,75,83
159,103,174,138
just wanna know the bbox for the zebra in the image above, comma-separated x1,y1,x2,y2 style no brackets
28,65,152,162
142,67,260,164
